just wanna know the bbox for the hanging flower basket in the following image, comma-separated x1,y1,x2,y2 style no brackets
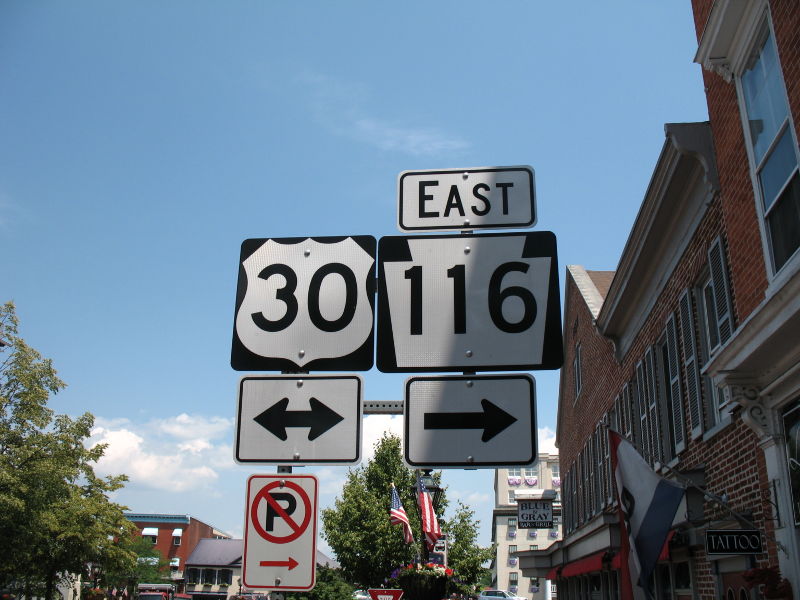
389,563,453,600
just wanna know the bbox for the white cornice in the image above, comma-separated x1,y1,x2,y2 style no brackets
694,0,766,81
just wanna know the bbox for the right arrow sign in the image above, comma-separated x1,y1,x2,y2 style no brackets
405,374,536,467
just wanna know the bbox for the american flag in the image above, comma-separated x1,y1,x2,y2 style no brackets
417,474,442,551
390,483,414,544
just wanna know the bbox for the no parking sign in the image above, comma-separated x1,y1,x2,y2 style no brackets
243,474,318,590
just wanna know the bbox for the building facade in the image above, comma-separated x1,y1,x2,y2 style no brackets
518,0,800,598
125,513,231,584
492,455,562,600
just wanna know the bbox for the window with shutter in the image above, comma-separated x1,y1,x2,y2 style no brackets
678,289,704,438
666,313,686,454
635,361,651,464
645,347,663,465
707,237,734,345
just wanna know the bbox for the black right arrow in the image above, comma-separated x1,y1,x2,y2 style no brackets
423,399,517,442
254,397,344,441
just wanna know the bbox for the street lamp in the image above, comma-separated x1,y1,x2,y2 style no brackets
412,469,443,563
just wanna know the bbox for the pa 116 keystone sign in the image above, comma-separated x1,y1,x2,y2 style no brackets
377,232,562,372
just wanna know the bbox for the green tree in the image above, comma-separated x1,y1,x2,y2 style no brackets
104,535,172,591
0,301,137,598
441,504,493,596
285,565,354,600
320,434,490,591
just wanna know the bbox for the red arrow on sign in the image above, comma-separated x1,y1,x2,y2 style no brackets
259,557,299,570
368,589,403,600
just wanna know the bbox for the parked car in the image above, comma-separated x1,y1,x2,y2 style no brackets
477,591,524,600
352,590,371,600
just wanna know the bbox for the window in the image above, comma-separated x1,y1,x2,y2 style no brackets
573,343,582,399
550,463,559,478
141,527,158,544
678,289,705,438
218,569,232,585
507,517,517,538
509,545,517,554
658,314,686,460
172,528,183,546
529,545,538,550
508,467,522,477
524,465,538,478
739,21,800,272
186,568,199,584
508,490,516,504
509,573,519,585
696,238,735,427
201,568,216,585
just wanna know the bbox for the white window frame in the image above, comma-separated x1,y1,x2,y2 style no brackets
734,16,800,276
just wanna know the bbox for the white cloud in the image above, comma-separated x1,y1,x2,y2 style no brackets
158,413,232,441
361,414,403,461
538,427,558,454
88,414,234,493
296,71,470,158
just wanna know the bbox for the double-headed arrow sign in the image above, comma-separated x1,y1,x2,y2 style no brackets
255,397,344,441
235,375,362,465
405,374,536,467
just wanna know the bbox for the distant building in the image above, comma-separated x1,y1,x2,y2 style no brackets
124,513,232,584
492,454,561,600
184,538,339,600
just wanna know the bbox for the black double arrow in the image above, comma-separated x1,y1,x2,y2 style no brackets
423,399,516,442
255,397,344,441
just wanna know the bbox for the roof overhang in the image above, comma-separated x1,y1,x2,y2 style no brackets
595,123,719,360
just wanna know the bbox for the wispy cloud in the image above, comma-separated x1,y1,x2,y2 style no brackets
296,71,470,158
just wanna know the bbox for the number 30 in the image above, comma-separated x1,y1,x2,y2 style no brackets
251,263,358,333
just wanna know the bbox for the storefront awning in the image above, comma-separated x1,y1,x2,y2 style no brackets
548,532,673,580
561,551,605,577
142,527,158,536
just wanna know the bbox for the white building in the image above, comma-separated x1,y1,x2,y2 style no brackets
492,454,562,600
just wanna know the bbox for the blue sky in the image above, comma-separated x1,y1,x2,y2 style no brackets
1,2,709,556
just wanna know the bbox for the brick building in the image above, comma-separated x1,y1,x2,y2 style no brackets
125,513,231,584
517,0,799,598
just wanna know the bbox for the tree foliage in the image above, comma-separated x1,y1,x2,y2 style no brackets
284,565,354,600
0,301,137,598
320,434,490,592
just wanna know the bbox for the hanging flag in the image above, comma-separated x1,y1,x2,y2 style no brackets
416,474,442,551
609,430,684,600
390,483,414,544
112,589,118,598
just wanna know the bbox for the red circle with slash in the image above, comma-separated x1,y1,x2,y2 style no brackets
250,480,312,543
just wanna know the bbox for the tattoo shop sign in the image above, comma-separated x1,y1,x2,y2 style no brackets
705,529,763,555
518,499,553,529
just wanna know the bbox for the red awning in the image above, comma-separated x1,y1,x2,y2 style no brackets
559,551,606,578
545,568,558,580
